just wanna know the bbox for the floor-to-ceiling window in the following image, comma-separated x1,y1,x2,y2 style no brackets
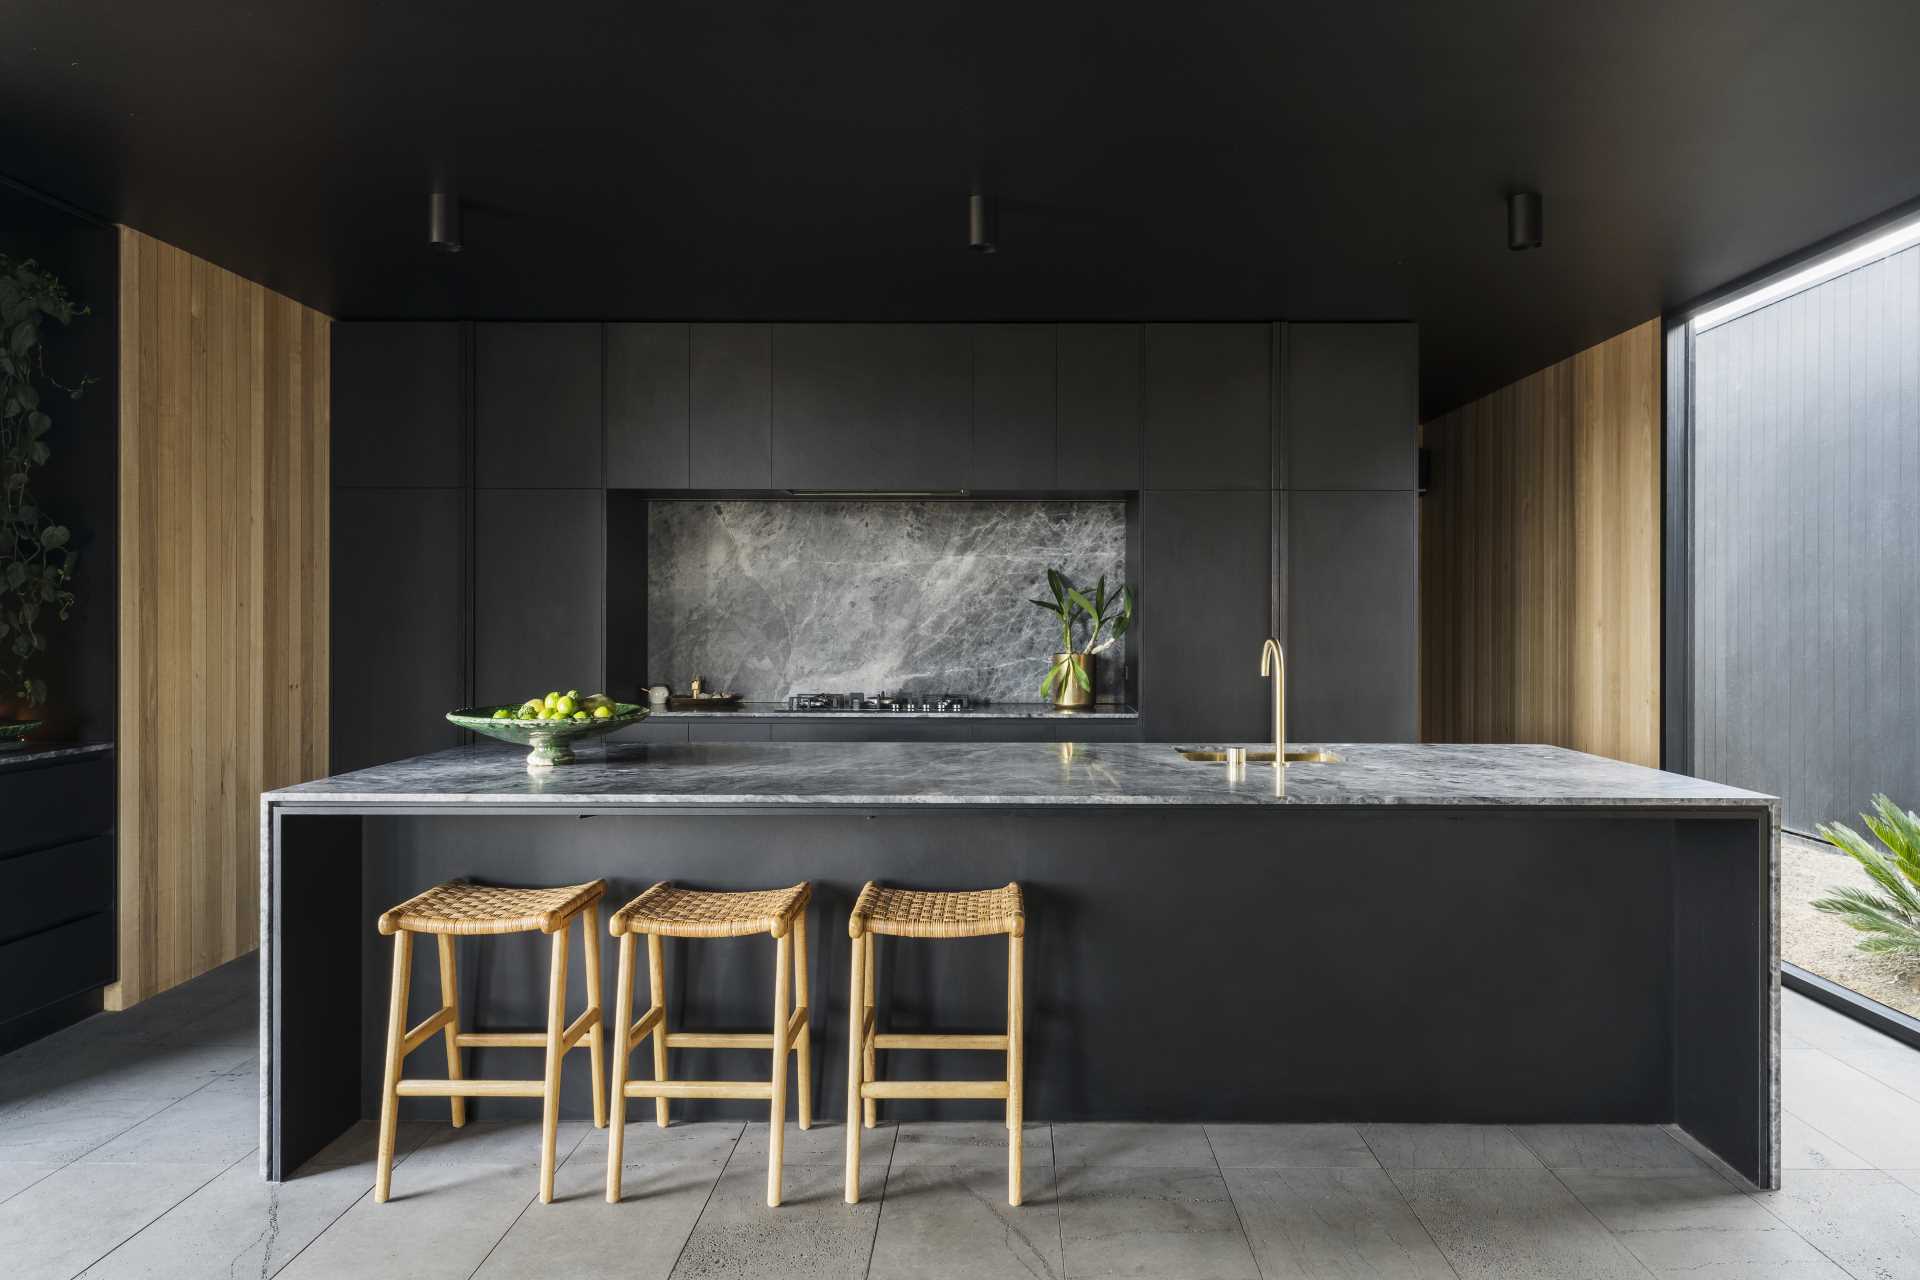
1684,215,1920,1018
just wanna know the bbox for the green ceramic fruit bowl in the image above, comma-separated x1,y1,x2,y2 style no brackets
447,703,649,770
0,720,43,750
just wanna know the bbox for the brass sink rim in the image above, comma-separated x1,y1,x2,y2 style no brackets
1173,746,1343,764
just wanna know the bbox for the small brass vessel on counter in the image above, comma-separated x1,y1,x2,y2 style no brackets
1050,652,1094,709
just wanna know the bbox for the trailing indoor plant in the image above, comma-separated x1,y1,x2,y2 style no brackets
0,255,87,722
1029,567,1134,708
1812,795,1920,962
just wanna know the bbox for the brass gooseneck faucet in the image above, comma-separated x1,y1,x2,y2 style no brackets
1259,638,1285,766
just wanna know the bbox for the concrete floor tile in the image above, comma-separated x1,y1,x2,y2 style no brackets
735,1118,896,1167
82,1073,259,1166
1784,1048,1920,1169
1557,1167,1784,1231
1359,1124,1542,1170
1779,1112,1875,1170
1205,1123,1379,1169
670,1157,882,1279
1781,991,1909,1059
1612,1224,1847,1278
403,1118,595,1172
0,1091,178,1163
890,1119,1051,1169
275,1159,540,1279
298,1118,439,1172
78,1155,384,1279
1223,1165,1454,1279
1746,1169,1920,1279
0,1161,62,1204
869,1163,1062,1280
0,1158,229,1278
1513,1125,1706,1170
1056,1165,1258,1278
1053,1122,1218,1168
472,1130,731,1279
1389,1168,1649,1280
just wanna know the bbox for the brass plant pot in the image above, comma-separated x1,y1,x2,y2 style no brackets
1050,653,1095,709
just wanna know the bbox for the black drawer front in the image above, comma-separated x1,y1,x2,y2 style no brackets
0,834,114,945
0,912,115,1022
770,721,968,742
0,755,113,856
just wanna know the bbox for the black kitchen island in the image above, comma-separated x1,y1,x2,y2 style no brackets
259,739,1779,1186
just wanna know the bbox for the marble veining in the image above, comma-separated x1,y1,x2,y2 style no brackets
645,701,1137,719
0,740,113,769
643,499,1127,703
267,741,1780,812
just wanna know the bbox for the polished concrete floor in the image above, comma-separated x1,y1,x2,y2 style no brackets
6,956,1920,1277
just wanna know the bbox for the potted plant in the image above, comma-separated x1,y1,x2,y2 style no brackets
1812,795,1920,967
0,255,87,738
1030,567,1134,708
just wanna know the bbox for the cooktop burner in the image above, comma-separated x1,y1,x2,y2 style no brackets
785,691,974,713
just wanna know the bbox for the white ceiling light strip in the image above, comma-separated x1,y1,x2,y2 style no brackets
1692,213,1920,332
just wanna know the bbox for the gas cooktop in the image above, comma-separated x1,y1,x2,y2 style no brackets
785,692,975,713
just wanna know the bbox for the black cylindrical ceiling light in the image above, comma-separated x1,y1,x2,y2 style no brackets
429,191,462,253
968,192,996,253
1508,191,1543,251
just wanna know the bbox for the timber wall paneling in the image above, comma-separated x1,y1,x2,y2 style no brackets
113,227,330,1007
1419,318,1660,766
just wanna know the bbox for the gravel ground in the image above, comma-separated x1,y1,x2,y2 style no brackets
1783,829,1920,1018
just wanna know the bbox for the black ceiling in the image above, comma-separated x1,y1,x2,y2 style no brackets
4,0,1917,416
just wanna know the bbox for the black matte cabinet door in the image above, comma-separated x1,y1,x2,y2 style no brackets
332,322,465,487
606,323,689,489
770,324,970,489
971,325,1055,489
1144,324,1270,490
1287,491,1417,742
475,323,602,488
690,324,772,488
1057,324,1142,490
1285,323,1417,491
1140,489,1272,742
331,488,468,773
474,489,605,703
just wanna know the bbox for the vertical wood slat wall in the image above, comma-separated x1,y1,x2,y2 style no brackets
1419,318,1661,766
111,227,330,1008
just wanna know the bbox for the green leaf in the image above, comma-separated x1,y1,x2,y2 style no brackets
1072,659,1092,692
39,525,66,550
1040,660,1061,699
1066,587,1096,620
1029,597,1067,618
3,561,23,589
26,411,49,438
1095,576,1106,616
1110,612,1131,641
1046,567,1067,609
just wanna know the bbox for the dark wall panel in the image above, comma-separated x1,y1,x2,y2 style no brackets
474,488,605,703
1144,323,1270,489
1286,323,1418,491
606,322,689,488
1289,492,1419,743
971,324,1056,489
475,323,602,488
690,324,772,489
770,324,970,489
1691,248,1920,832
1141,489,1272,741
331,488,468,772
1057,324,1142,490
332,322,466,487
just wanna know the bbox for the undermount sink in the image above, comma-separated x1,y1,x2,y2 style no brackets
1175,747,1343,764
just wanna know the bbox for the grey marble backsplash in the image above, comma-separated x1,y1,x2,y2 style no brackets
643,499,1127,703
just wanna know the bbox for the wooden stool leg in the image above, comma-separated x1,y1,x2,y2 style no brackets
374,930,414,1204
647,933,670,1128
606,932,636,1204
1008,930,1025,1207
794,911,812,1131
436,934,465,1128
538,920,571,1205
767,929,792,1208
583,905,606,1129
845,929,865,1205
862,933,877,1128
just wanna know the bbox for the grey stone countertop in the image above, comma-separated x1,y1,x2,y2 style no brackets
643,701,1137,720
0,740,113,769
265,740,1778,812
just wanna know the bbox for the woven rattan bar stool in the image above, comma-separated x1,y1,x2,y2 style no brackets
845,881,1026,1206
605,881,813,1208
373,878,607,1206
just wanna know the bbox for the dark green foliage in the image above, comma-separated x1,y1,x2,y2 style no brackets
0,255,88,708
1030,566,1135,699
1814,795,1920,960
